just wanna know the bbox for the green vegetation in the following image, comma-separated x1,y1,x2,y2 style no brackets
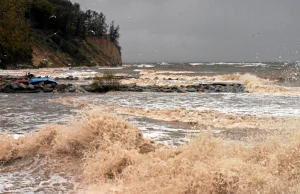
91,72,120,92
0,0,121,68
0,0,32,67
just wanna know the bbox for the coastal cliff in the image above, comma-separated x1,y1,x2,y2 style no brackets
0,0,122,68
32,35,122,67
90,37,122,66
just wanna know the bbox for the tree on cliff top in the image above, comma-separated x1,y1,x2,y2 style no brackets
108,21,121,54
0,0,32,66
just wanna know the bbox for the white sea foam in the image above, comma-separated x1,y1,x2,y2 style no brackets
137,64,155,68
57,71,99,78
189,63,205,66
73,92,300,118
205,62,270,67
160,62,171,66
122,64,132,67
98,67,124,70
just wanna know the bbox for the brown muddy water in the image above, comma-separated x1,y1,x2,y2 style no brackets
2,63,300,193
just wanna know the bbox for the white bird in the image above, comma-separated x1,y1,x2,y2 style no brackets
128,16,132,19
50,31,59,37
252,32,262,38
49,15,57,19
154,50,158,52
89,30,95,35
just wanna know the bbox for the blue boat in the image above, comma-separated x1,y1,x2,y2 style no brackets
29,78,57,85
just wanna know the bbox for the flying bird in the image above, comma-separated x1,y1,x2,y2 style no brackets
89,30,95,35
252,32,262,38
49,15,57,20
49,31,59,37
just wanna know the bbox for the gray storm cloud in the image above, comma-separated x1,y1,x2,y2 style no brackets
72,0,300,63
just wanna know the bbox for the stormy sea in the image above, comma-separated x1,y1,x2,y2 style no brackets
1,62,300,193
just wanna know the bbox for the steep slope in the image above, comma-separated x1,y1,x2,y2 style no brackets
32,31,122,67
0,0,122,68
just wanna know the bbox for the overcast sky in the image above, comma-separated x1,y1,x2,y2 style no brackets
72,0,300,63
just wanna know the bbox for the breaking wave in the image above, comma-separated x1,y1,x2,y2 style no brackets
2,108,300,193
135,71,300,95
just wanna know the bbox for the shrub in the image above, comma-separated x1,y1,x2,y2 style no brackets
91,72,120,92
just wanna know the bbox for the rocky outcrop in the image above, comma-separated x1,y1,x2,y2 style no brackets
119,83,247,93
0,81,247,94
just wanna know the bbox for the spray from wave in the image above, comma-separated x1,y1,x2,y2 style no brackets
1,108,300,193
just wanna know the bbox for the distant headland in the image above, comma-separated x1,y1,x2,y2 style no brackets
0,0,122,69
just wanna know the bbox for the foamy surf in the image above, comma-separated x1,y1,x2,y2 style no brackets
1,108,300,193
2,63,300,193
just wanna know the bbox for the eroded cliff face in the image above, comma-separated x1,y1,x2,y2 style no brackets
32,35,122,67
88,37,122,66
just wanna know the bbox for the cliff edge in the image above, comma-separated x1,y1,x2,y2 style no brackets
32,33,122,67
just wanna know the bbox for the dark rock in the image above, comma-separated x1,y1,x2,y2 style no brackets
68,88,76,93
226,85,234,93
2,84,13,93
93,85,104,92
219,86,226,92
134,87,143,92
82,85,94,92
28,84,35,90
177,87,187,93
11,83,19,89
33,84,42,89
56,84,68,92
124,83,137,88
43,88,53,93
160,88,173,93
67,75,74,80
19,83,27,90
187,87,197,92
214,85,221,92
150,88,158,92
209,85,215,91
197,87,204,92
